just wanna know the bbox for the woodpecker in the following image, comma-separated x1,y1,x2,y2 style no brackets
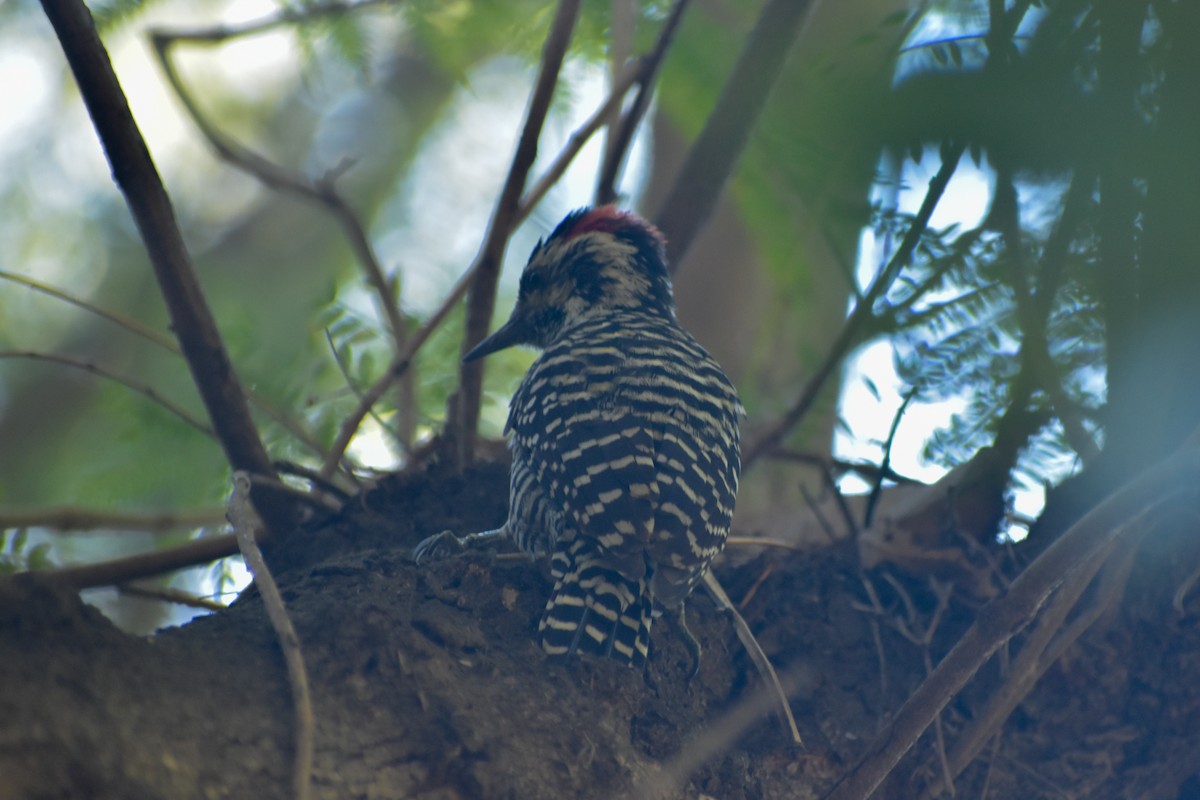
415,207,741,669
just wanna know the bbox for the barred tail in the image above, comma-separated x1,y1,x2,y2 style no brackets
539,544,652,667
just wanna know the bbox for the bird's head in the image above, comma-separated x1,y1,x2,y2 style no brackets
465,206,675,361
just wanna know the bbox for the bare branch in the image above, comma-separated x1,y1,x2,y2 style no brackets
0,271,331,463
150,0,393,44
149,32,414,402
451,0,583,465
864,387,918,528
40,0,286,531
653,0,816,269
742,143,965,471
228,473,313,800
47,533,240,590
118,583,228,612
594,0,692,205
520,60,642,217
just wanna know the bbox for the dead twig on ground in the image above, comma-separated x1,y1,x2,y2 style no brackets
228,473,313,800
705,571,803,746
823,433,1200,800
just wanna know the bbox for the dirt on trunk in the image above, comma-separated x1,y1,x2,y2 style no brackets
2,462,1198,799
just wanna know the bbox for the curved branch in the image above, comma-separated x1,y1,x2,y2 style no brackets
39,0,286,531
594,0,693,205
0,271,331,462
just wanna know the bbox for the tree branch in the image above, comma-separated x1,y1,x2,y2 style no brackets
594,0,692,205
742,143,965,471
228,473,313,800
653,0,816,269
39,0,288,532
450,0,582,466
151,27,415,452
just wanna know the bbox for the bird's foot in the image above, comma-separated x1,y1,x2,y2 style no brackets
670,603,703,682
413,526,507,564
412,530,468,564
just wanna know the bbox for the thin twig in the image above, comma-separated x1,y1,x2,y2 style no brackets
854,574,890,722
0,272,329,460
767,447,920,485
600,0,634,198
452,0,583,466
519,60,642,217
799,483,841,543
594,0,692,205
119,583,228,612
0,507,224,534
704,571,803,745
865,386,918,528
151,29,415,442
635,660,803,800
41,0,286,530
821,464,860,539
321,45,643,477
323,328,403,451
228,473,313,800
149,0,393,44
634,571,802,799
823,434,1200,800
742,142,965,471
0,269,176,350
48,533,240,590
319,261,476,480
724,536,805,551
1,351,215,438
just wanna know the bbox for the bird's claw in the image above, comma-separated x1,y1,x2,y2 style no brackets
412,530,467,564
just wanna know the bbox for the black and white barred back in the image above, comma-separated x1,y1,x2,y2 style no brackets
462,207,740,667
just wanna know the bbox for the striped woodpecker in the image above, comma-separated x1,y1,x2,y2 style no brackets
415,206,742,669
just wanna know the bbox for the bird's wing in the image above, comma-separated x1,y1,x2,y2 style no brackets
508,343,660,584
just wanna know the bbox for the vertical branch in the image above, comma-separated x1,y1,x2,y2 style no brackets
450,0,583,466
39,0,290,533
594,0,692,206
653,0,816,270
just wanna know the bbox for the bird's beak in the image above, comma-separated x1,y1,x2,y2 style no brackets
463,315,526,362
